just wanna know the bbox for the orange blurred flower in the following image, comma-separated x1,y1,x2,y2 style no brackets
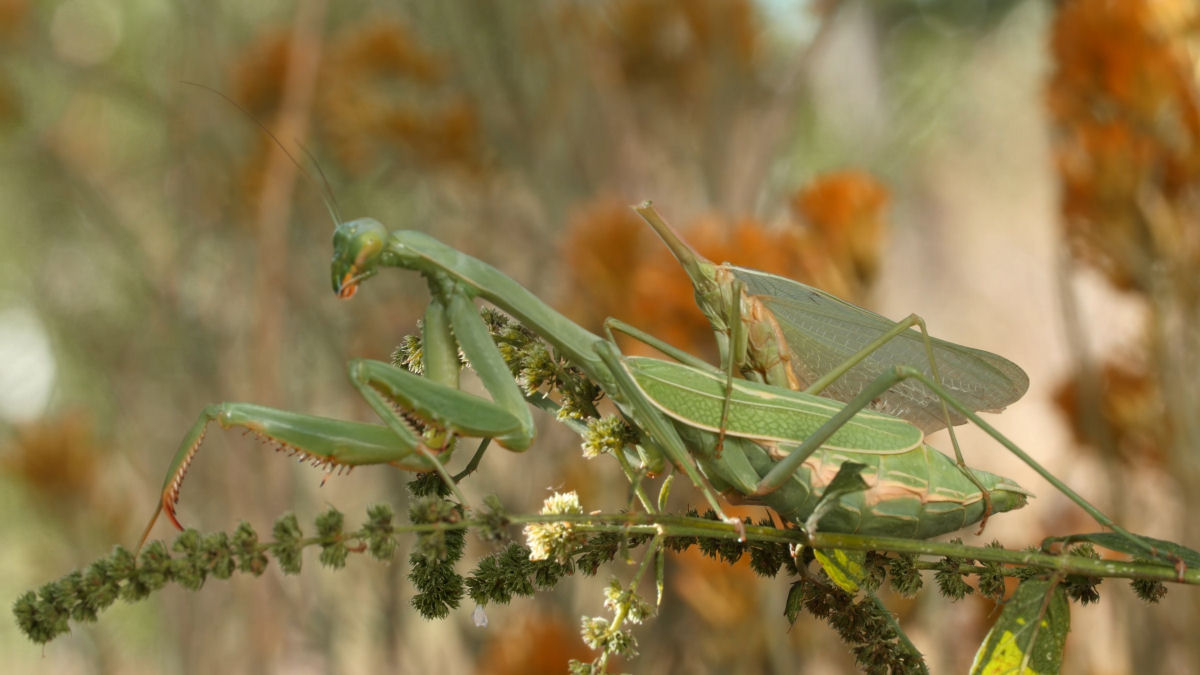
3,410,102,506
1053,354,1169,467
1048,0,1200,291
603,0,759,99
319,20,482,175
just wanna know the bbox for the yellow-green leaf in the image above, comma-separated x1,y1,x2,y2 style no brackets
814,548,868,593
971,579,1070,674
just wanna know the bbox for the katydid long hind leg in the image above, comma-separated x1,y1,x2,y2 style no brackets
800,311,994,529
752,364,1156,558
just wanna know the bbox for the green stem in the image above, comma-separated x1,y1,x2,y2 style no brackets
612,445,659,514
332,512,1200,584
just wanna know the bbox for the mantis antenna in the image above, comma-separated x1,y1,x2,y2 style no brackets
180,80,343,225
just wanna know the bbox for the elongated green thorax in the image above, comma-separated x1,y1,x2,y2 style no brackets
627,356,923,452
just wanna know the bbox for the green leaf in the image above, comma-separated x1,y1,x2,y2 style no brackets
783,581,805,625
813,549,868,593
970,579,1070,675
1043,532,1200,568
804,462,870,534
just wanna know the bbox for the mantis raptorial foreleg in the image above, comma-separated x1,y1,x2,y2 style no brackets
141,219,742,549
138,260,539,548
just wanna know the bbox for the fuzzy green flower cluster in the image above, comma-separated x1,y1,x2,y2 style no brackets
480,309,603,419
391,332,426,374
581,415,637,459
13,506,398,645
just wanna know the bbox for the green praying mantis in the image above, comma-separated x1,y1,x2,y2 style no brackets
137,203,1148,556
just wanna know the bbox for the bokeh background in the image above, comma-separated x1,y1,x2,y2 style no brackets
3,0,1199,673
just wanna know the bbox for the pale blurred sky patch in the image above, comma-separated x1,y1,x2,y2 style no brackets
0,307,56,423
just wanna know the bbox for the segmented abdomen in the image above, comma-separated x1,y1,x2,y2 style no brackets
695,436,1029,539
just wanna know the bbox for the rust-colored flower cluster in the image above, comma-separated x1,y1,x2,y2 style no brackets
1053,356,1168,466
598,0,759,98
1048,0,1200,467
788,170,889,300
230,19,483,201
3,411,103,510
1048,0,1200,292
318,21,482,175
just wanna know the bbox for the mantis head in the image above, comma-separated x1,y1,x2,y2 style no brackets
332,218,389,298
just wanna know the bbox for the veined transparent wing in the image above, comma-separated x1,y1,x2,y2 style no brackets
732,266,1029,433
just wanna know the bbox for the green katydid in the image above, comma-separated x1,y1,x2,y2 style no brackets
633,202,1029,433
633,202,1030,528
139,216,1143,556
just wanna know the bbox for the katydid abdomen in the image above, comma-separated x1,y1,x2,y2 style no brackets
691,432,1029,538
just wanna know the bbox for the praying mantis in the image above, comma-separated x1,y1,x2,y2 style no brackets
139,206,1136,552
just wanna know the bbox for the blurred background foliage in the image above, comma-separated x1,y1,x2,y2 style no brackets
2,0,1198,672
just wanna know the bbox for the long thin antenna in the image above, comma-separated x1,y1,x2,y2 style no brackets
180,80,342,225
296,141,342,224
